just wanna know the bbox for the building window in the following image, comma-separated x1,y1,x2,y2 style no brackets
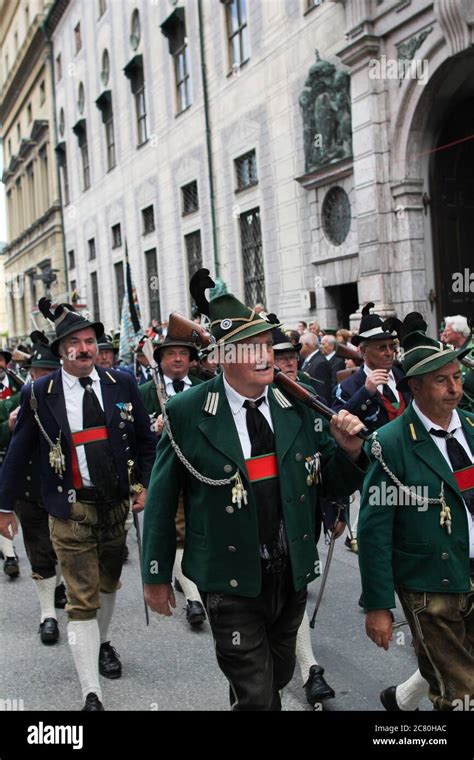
26,162,36,221
77,82,85,114
112,223,122,249
74,22,82,54
8,139,11,157
306,0,322,10
185,231,203,280
161,10,191,114
181,181,199,215
56,143,70,205
225,0,249,70
88,238,96,260
114,262,125,320
59,108,65,137
39,145,50,207
124,56,147,146
27,103,32,123
240,207,265,306
101,49,110,85
39,80,45,104
130,9,140,49
235,149,257,191
28,270,37,305
91,272,100,321
25,4,30,27
5,54,9,75
70,279,76,298
75,123,90,190
17,123,21,142
68,250,75,270
14,31,18,54
98,0,107,18
56,53,62,81
141,205,155,235
16,178,24,233
145,248,161,321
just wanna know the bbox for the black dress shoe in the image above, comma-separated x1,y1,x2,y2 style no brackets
99,642,122,679
3,555,19,578
186,600,206,626
304,665,335,705
82,692,104,711
54,582,67,609
380,685,419,711
39,617,59,645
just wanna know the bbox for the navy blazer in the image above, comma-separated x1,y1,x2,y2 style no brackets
0,366,157,518
332,365,411,431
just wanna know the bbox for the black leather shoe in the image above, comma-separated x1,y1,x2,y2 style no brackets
380,685,419,711
174,578,183,593
3,555,19,578
99,642,122,679
54,582,67,609
186,600,206,626
39,617,59,645
304,665,335,705
82,692,104,711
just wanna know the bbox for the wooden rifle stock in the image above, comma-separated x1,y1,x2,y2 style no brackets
335,342,362,365
169,312,212,349
273,368,371,441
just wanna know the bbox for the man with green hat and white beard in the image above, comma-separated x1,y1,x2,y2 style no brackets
358,313,474,710
142,279,369,711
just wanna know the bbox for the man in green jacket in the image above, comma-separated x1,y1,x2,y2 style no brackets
358,320,474,710
142,290,368,711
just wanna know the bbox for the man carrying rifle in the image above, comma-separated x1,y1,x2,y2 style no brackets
142,280,368,711
0,299,156,711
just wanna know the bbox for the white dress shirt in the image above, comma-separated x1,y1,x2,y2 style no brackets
163,374,193,397
363,364,400,402
62,367,104,487
223,375,273,460
412,400,474,558
302,350,319,369
325,351,336,361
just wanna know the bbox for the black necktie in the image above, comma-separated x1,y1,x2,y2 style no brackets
430,428,474,514
382,384,398,404
79,377,119,501
243,398,287,568
172,379,185,394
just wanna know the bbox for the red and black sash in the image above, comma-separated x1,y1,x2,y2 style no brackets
379,390,406,421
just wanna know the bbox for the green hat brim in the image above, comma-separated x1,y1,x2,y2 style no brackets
397,345,470,391
216,321,280,346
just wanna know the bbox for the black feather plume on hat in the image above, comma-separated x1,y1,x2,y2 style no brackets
29,330,49,346
402,312,427,337
361,302,375,317
382,317,403,340
38,297,58,322
189,268,216,317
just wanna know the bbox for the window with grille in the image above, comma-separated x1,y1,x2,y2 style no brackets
124,57,148,146
88,238,96,260
114,262,125,320
145,248,161,322
225,0,249,70
240,208,265,306
182,181,199,215
96,90,115,170
161,9,191,114
142,205,155,235
185,231,202,280
91,272,100,321
235,150,257,191
74,22,82,54
68,250,75,270
112,223,122,248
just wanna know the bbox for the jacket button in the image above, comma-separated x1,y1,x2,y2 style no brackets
302,534,309,541
228,545,236,552
295,453,303,462
26,476,31,481
224,464,232,473
306,572,311,578
441,552,449,560
225,506,234,514
366,400,371,405
229,579,238,588
119,422,125,429
442,578,450,586
122,434,127,440
300,494,306,502
57,486,63,493
25,491,30,497
28,460,32,465
361,404,367,411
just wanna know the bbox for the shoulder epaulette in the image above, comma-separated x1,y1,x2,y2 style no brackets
105,371,117,383
203,391,219,416
409,422,417,440
47,379,54,394
273,387,292,409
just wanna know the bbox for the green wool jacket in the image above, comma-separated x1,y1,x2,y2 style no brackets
142,372,368,596
358,403,474,610
0,392,21,451
139,375,204,415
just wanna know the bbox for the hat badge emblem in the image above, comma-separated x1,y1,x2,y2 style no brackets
220,319,232,330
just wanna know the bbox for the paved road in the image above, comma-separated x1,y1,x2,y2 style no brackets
0,504,430,712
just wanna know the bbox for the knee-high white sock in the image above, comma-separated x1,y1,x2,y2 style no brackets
34,576,57,623
0,535,16,558
97,592,116,644
68,619,102,702
295,610,318,683
396,668,429,710
174,548,202,603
